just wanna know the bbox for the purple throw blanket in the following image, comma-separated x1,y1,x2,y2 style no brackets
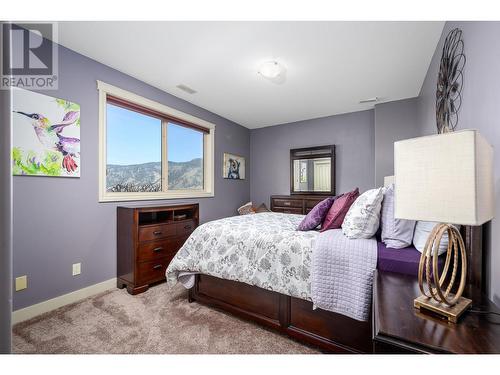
311,229,377,321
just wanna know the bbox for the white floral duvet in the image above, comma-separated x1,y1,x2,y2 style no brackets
166,212,318,301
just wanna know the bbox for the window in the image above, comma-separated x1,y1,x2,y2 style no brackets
98,81,214,202
167,123,204,190
106,104,162,192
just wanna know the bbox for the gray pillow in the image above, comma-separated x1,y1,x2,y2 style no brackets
380,184,416,249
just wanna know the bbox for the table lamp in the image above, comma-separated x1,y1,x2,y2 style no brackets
394,130,494,322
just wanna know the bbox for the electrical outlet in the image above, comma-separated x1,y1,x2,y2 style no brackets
72,263,81,276
15,275,27,291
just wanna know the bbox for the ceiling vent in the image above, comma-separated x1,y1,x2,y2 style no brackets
176,84,197,94
359,97,379,104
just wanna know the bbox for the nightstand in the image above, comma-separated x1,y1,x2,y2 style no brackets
372,270,500,354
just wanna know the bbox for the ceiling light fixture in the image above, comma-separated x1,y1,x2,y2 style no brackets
258,61,285,79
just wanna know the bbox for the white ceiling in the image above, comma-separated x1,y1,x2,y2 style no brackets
58,21,444,129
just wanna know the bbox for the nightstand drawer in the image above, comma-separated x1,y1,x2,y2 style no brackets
272,198,303,208
137,239,179,262
139,224,176,242
137,257,171,284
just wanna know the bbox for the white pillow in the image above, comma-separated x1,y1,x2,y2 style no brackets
342,187,385,239
413,221,460,255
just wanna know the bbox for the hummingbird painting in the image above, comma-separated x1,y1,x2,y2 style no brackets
14,110,81,173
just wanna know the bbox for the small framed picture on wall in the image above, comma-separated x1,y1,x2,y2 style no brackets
223,153,245,180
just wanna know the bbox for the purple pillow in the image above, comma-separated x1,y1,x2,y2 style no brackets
320,188,359,232
297,197,335,231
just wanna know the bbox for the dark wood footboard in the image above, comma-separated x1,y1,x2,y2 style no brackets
189,274,372,353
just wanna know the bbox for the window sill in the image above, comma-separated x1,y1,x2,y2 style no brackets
99,190,214,203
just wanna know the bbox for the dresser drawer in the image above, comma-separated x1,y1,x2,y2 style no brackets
176,220,196,237
272,198,303,208
272,207,303,215
136,257,171,284
137,239,179,262
139,224,176,242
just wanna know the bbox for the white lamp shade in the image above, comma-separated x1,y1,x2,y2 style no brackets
394,130,494,225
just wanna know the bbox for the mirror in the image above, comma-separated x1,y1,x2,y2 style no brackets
293,157,331,193
290,145,335,195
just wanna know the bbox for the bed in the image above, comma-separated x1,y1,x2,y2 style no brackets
166,212,483,353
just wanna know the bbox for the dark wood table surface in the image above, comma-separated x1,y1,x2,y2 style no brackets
373,270,500,354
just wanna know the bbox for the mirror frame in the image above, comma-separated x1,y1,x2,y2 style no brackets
290,145,336,196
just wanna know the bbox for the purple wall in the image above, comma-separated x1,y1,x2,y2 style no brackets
374,98,419,187
249,110,375,206
13,44,250,310
417,21,500,304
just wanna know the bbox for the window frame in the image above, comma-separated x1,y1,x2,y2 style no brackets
97,80,215,202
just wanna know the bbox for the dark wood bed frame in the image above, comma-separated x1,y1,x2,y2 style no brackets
188,225,484,353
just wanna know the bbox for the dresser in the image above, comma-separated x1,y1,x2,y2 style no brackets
270,195,327,215
117,204,199,295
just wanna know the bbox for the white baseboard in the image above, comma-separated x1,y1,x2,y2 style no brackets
12,278,117,324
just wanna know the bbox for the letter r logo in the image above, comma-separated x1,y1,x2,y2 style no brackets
2,23,53,75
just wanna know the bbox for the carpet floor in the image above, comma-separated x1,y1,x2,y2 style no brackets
13,283,320,354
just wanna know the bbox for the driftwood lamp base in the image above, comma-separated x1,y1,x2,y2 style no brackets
414,294,472,323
